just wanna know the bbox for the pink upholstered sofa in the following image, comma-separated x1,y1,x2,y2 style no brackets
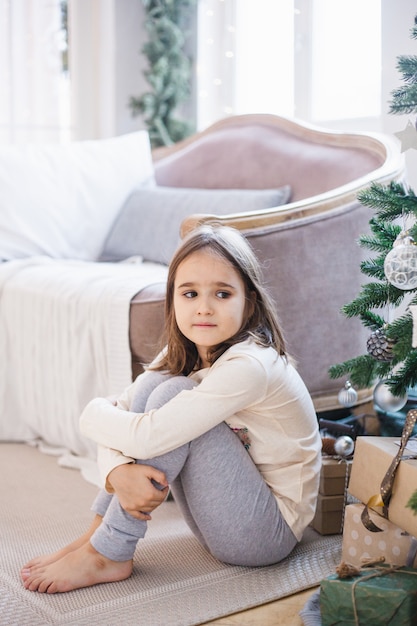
128,114,405,413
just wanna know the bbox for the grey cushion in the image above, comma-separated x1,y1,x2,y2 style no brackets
99,185,291,264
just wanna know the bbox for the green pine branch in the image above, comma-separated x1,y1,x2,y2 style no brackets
358,182,417,220
342,282,405,317
389,46,417,115
358,310,386,330
386,350,417,395
396,54,417,82
358,216,402,252
359,255,386,281
407,489,417,515
328,355,390,389
389,89,417,115
388,315,413,362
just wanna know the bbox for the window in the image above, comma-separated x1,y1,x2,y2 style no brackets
197,0,381,130
310,0,381,122
0,0,383,143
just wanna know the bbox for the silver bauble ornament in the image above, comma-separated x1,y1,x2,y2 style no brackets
338,381,358,408
373,379,408,412
334,435,355,457
384,234,417,290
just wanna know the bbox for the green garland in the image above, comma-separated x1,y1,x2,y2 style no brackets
129,0,197,148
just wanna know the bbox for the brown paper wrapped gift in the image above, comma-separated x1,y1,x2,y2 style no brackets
311,493,345,535
320,457,352,495
342,502,417,567
348,436,417,537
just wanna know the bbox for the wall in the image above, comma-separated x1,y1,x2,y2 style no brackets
113,0,149,136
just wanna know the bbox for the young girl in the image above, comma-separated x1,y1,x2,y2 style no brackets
21,224,321,593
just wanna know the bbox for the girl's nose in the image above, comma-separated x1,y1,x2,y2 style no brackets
197,297,213,315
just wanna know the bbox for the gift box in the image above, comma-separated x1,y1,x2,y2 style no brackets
342,502,417,567
348,436,417,537
320,565,417,625
311,494,345,534
320,457,352,495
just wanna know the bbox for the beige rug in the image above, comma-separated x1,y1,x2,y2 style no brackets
0,443,341,625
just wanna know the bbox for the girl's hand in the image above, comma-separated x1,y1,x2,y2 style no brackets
107,463,169,521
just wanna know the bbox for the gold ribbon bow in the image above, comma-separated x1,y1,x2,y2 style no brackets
361,408,417,532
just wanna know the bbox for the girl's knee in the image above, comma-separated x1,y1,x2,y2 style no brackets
145,376,196,411
131,371,171,412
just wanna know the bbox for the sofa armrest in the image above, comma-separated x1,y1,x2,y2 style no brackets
130,282,166,379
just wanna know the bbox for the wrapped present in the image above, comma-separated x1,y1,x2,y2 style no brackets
342,502,417,567
320,457,352,495
311,494,345,535
348,436,417,537
320,565,417,625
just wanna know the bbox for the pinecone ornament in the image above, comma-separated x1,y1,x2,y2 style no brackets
366,328,395,362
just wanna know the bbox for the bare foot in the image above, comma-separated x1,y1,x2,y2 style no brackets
21,541,132,593
21,515,102,572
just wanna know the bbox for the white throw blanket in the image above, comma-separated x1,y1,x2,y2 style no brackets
0,257,168,461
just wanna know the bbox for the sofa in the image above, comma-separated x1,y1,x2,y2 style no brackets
0,114,405,459
128,114,405,411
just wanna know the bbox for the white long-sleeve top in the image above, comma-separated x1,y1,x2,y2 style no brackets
80,339,321,540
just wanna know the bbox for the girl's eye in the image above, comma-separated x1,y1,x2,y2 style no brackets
184,290,197,298
217,291,231,299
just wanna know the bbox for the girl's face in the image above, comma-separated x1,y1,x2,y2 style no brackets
173,249,251,368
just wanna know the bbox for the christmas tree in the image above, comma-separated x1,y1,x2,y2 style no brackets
328,16,417,517
328,15,417,402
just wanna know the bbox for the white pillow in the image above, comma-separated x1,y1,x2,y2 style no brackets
0,131,154,261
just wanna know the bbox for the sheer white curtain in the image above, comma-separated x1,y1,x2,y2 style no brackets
0,0,121,144
0,0,69,143
196,0,381,132
196,0,237,131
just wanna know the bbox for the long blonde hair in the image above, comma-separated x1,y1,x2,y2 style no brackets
152,224,287,375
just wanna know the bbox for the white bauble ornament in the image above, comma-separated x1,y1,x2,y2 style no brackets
373,379,408,412
338,381,358,408
334,435,355,457
384,234,417,290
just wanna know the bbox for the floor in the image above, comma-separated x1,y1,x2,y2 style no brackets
204,586,318,625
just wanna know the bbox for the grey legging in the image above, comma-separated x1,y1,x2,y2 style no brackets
89,371,298,566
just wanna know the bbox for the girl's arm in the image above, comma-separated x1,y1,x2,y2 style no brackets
80,354,267,460
96,443,135,488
